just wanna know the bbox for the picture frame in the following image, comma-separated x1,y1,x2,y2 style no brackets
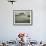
13,10,33,26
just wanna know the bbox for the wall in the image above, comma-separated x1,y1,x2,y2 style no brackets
0,0,46,42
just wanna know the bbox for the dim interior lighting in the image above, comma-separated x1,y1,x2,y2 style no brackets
8,0,16,4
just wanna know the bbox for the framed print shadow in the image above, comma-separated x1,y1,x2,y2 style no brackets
13,10,33,26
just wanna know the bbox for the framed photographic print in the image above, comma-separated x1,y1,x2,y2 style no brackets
13,10,32,25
